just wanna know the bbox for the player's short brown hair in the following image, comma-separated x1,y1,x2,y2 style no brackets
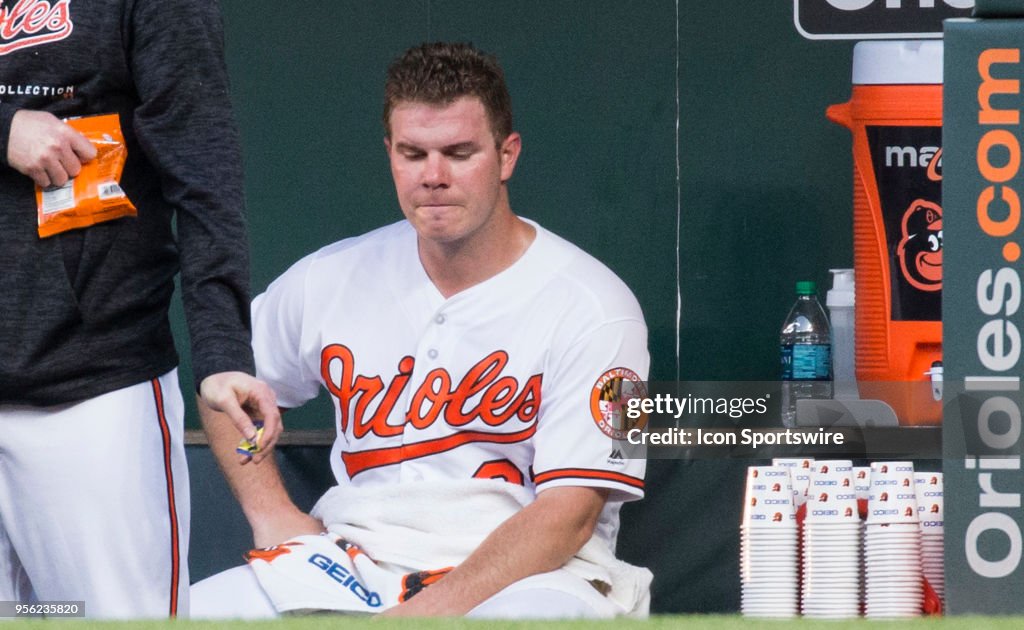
383,42,513,147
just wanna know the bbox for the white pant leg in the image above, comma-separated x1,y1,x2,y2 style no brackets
0,519,32,604
191,565,277,619
191,564,618,620
467,570,620,619
0,371,190,619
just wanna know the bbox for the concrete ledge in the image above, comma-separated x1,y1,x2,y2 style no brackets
184,428,335,446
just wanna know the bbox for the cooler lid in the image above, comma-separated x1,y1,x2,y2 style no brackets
852,40,943,85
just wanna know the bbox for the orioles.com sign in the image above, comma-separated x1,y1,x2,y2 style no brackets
795,0,975,39
944,17,1024,614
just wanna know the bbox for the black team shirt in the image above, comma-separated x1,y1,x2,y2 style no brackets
0,0,255,404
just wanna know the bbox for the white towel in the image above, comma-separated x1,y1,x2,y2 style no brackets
310,478,652,616
245,533,450,615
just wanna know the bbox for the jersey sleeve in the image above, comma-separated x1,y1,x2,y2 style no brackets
0,102,18,169
251,254,321,408
531,317,650,503
128,0,255,384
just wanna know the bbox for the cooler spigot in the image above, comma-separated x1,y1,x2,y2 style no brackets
925,361,943,402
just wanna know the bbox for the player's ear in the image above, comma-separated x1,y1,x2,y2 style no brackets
499,132,521,182
384,137,392,154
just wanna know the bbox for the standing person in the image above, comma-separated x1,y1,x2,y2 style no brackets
191,42,651,619
0,0,281,619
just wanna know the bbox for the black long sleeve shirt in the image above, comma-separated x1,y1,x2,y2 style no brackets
0,0,255,404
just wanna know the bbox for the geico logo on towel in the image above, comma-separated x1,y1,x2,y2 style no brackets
308,553,383,608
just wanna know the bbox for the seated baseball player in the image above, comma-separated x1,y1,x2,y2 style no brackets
191,41,651,619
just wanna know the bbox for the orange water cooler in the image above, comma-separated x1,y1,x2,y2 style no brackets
826,41,943,426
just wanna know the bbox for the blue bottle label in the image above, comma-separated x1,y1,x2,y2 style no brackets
781,344,831,380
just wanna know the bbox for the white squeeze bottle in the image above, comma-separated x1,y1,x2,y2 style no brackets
827,269,858,401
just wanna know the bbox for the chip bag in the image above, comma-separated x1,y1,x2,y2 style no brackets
36,113,137,238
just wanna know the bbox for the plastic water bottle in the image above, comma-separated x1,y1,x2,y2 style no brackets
780,281,833,427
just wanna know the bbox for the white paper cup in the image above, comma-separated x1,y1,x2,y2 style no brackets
774,457,815,507
743,466,797,529
854,466,872,500
805,460,859,524
914,472,943,534
866,461,919,525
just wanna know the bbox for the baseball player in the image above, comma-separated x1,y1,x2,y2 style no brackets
191,42,650,619
0,1,280,619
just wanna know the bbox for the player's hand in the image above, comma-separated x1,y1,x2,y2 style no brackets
6,109,97,188
252,508,325,549
199,371,282,464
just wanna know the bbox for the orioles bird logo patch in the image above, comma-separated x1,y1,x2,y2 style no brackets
590,367,647,440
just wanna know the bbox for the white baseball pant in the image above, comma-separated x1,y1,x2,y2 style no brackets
0,370,189,619
190,562,618,619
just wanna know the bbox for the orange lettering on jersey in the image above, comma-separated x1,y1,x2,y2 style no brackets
473,459,525,485
322,344,412,437
0,0,72,56
407,368,453,429
320,344,542,441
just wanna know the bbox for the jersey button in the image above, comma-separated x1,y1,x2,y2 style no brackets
435,314,446,325
428,348,439,359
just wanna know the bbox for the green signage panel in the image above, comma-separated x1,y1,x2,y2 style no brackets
944,17,1024,614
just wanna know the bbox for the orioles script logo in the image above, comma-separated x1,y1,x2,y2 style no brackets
320,344,542,439
0,0,72,55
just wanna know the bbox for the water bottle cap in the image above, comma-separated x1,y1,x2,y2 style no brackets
796,281,816,295
852,40,943,86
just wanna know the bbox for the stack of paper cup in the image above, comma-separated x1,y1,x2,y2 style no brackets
801,460,861,619
864,461,922,618
915,472,944,606
740,465,799,618
772,457,814,614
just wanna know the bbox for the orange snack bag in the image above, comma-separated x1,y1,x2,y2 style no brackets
36,113,137,238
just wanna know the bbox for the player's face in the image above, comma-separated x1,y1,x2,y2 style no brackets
385,96,520,245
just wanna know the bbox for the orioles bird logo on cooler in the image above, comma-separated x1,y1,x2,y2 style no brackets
897,199,942,292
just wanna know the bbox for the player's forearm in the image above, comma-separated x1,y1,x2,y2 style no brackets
385,486,607,616
197,397,308,542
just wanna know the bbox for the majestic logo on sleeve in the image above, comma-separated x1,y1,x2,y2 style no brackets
590,367,647,440
0,0,72,56
320,344,542,477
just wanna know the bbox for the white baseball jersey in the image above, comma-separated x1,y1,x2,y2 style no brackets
251,218,649,550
